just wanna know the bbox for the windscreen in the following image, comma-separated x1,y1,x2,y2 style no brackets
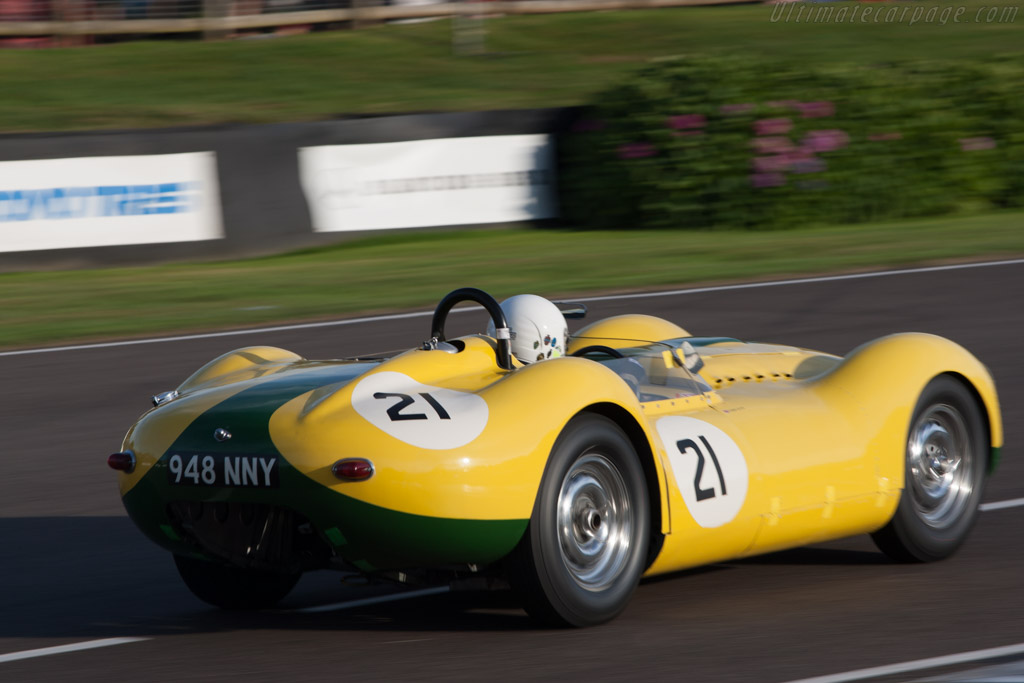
569,338,711,402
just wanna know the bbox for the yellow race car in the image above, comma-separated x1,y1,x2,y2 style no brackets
108,288,1002,626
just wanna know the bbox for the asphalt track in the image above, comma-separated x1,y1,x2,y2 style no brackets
2,260,1022,682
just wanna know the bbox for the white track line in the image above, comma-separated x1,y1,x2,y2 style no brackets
980,497,1024,512
571,258,1024,304
3,258,1022,359
0,637,148,664
783,642,1024,683
0,311,436,358
285,495,1021,615
6,498,1005,657
290,585,450,614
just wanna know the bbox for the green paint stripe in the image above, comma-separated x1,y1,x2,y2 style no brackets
990,446,1002,474
168,363,373,457
324,527,348,547
123,360,528,570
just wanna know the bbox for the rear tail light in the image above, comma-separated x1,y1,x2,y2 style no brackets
108,451,136,473
332,458,374,481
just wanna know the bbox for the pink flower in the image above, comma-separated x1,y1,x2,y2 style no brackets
752,136,795,154
797,101,835,118
751,172,786,188
720,103,755,116
803,129,849,153
781,150,814,168
667,114,706,130
754,118,793,136
959,137,996,151
752,155,788,173
868,132,903,142
617,142,657,160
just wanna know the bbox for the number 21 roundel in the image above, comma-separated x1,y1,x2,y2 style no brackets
656,416,748,528
352,371,489,449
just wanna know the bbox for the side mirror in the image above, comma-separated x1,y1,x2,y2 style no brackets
556,302,588,319
674,342,704,374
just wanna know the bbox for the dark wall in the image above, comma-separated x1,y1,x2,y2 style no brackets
0,108,576,272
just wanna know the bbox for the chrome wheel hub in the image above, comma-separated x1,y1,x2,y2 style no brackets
557,454,632,592
908,404,973,528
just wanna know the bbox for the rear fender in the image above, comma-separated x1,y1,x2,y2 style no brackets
275,355,669,526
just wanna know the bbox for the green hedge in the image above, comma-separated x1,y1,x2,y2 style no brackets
558,56,1024,230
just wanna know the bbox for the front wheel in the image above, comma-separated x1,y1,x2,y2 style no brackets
174,555,301,609
508,414,650,627
872,375,987,562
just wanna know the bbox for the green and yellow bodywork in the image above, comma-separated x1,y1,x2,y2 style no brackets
114,314,1002,577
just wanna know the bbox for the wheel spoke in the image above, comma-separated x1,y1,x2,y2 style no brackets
907,403,974,529
556,453,633,592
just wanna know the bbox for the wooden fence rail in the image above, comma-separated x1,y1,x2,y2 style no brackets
0,0,753,37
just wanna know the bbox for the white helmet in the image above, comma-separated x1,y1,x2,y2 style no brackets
487,294,568,364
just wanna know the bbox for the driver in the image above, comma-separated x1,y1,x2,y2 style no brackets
487,294,568,364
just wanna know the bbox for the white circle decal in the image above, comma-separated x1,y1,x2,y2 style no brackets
351,371,488,450
656,416,748,528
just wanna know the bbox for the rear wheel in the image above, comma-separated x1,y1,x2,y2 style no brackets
872,376,987,562
508,414,649,627
174,555,301,609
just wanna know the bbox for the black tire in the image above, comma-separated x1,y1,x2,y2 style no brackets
174,555,301,609
508,414,650,627
871,375,988,563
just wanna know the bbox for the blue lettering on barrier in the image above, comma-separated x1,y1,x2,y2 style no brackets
0,182,198,222
98,186,128,217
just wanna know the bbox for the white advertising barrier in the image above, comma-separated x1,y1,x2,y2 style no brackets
299,134,557,232
0,152,224,253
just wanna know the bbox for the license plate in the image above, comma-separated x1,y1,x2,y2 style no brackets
166,452,280,488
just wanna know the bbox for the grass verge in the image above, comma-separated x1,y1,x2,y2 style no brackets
1,2,1021,132
1,210,1022,349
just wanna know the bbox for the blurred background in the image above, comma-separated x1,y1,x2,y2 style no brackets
1,2,1023,681
0,0,1021,345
